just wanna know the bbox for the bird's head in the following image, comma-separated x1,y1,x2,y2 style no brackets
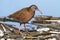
30,5,42,14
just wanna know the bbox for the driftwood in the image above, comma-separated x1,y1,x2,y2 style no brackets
0,17,19,23
0,23,60,40
0,16,60,40
32,20,51,24
34,15,60,20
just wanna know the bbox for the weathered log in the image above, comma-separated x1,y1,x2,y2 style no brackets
0,17,19,23
32,20,51,24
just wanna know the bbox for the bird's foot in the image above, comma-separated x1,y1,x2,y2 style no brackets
18,30,23,36
26,32,31,35
19,32,23,36
19,32,23,34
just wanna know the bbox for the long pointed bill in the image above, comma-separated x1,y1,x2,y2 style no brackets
37,9,43,14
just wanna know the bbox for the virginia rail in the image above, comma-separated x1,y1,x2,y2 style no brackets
8,5,43,35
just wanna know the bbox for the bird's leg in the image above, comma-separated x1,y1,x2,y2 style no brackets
24,24,30,34
19,23,23,35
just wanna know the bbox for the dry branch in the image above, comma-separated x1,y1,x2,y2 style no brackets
0,17,19,23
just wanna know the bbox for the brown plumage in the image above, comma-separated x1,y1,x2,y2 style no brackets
8,8,35,23
8,5,42,35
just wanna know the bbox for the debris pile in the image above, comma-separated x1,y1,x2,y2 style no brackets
0,15,60,40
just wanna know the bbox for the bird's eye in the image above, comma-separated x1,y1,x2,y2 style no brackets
35,7,37,9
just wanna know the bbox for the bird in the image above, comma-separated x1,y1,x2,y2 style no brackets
8,5,43,35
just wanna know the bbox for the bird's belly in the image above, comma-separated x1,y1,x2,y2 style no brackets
20,13,34,23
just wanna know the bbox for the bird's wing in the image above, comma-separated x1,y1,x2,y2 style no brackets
8,8,29,20
16,8,29,20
